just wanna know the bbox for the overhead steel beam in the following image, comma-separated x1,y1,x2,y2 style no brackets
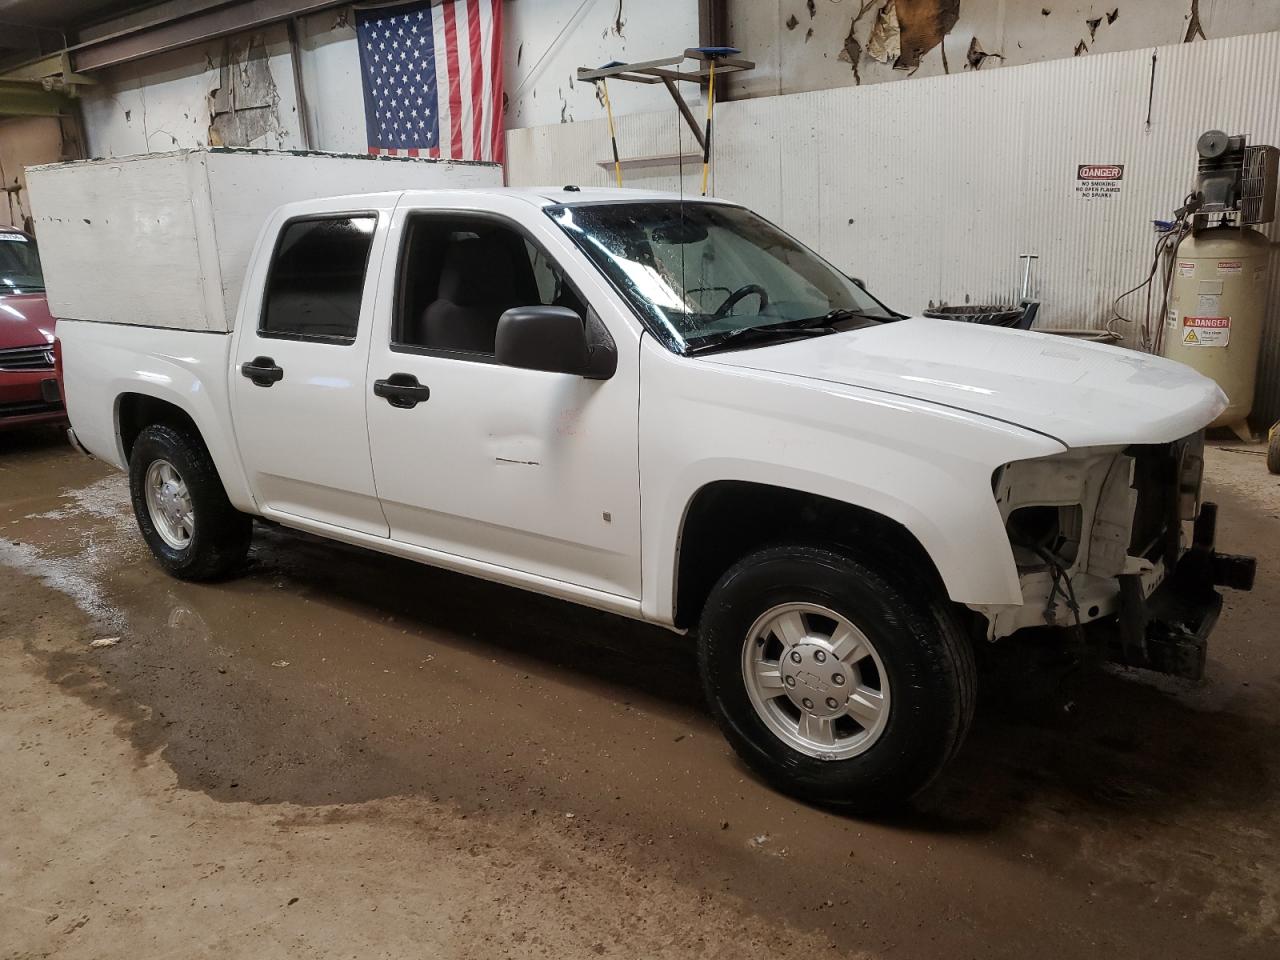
0,80,72,116
68,0,344,73
0,50,95,86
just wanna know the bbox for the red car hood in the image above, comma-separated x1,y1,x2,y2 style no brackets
0,292,56,349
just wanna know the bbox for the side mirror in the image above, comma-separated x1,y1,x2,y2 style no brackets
851,276,867,290
496,305,591,376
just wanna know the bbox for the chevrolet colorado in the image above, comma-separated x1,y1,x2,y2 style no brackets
57,187,1255,809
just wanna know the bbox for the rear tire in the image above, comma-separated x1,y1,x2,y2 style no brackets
1268,424,1280,475
129,424,252,581
698,544,975,813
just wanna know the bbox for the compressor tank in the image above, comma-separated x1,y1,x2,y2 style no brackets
1162,226,1271,435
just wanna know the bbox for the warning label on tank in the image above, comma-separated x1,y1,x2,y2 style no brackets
1177,261,1196,277
1217,260,1243,276
1182,316,1230,347
1197,293,1222,313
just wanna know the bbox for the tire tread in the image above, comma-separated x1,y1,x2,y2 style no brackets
698,542,975,811
129,424,251,581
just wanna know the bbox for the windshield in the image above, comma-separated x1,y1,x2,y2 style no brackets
0,231,44,294
547,201,896,353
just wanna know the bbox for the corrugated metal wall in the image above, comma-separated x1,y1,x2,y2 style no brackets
507,31,1280,426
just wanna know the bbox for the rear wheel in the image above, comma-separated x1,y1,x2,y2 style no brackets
1268,423,1280,475
129,424,252,581
698,544,975,812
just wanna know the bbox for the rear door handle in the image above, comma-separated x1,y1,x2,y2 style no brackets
373,372,431,409
240,356,284,387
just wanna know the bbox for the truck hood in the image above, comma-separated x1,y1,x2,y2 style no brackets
702,317,1226,447
0,292,56,349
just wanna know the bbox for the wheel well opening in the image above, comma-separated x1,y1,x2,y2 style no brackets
117,393,202,462
673,481,945,629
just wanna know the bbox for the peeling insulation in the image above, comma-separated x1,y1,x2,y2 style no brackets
733,0,1280,99
893,0,961,71
208,34,286,149
866,2,902,64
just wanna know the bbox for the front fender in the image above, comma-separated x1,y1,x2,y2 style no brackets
639,344,1065,624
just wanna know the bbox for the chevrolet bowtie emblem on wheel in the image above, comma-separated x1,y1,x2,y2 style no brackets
794,670,830,694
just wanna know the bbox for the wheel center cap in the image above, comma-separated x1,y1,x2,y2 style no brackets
781,642,850,718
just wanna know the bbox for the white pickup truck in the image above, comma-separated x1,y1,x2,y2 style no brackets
53,182,1255,810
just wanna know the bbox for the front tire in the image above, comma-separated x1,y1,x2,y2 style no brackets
129,424,252,581
698,544,975,812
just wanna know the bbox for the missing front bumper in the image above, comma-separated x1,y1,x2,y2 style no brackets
1106,502,1255,682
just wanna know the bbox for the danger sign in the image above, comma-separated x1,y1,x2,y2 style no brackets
1075,163,1124,200
1182,315,1230,347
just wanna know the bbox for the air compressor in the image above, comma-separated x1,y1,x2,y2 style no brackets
1162,130,1278,439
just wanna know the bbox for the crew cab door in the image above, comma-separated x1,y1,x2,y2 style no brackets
230,207,390,536
363,199,641,600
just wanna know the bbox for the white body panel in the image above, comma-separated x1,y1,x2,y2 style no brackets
26,149,501,332
705,318,1228,449
636,337,1065,618
228,193,397,536
363,192,643,599
58,187,1230,634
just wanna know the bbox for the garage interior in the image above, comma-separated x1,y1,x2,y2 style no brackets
3,1,1280,958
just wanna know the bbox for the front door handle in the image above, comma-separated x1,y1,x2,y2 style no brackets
241,356,284,387
373,372,431,409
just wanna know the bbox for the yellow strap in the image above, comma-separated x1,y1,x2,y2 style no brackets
700,61,716,197
602,79,622,188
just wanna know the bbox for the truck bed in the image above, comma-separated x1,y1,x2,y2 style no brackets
57,320,256,512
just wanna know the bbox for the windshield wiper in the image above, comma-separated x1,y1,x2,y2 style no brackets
684,306,899,356
685,322,836,355
797,307,895,325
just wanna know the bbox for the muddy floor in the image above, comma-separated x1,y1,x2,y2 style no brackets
2,428,1279,959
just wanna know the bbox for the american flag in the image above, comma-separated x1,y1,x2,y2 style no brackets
355,0,504,163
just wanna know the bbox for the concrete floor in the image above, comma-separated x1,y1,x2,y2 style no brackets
1,429,1279,960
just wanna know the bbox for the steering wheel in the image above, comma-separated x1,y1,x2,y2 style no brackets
711,283,769,321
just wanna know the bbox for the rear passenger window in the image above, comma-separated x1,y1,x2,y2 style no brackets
261,216,376,343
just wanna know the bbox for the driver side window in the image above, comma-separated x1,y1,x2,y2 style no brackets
394,215,586,357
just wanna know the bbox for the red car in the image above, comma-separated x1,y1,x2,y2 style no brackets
0,227,63,431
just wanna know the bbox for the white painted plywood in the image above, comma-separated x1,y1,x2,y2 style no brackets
26,151,216,330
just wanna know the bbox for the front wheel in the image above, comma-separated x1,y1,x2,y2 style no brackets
698,544,975,812
129,424,252,581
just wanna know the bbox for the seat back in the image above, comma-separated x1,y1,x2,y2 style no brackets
418,235,524,352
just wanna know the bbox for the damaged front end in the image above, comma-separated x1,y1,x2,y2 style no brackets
980,432,1255,682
